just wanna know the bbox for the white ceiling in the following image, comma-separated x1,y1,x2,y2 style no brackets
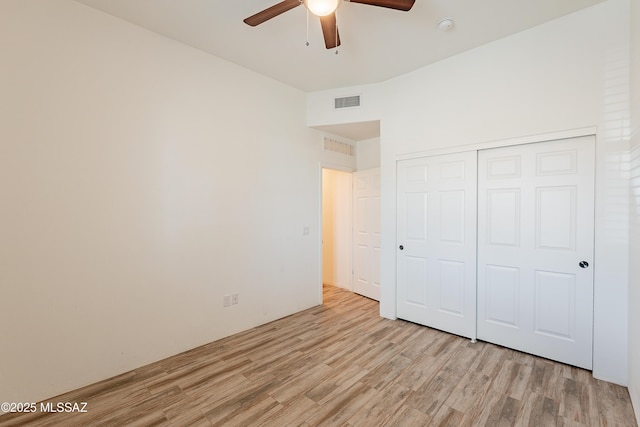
72,0,604,141
74,0,604,93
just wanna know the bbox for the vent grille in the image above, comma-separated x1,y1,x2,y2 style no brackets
334,95,360,109
323,137,355,157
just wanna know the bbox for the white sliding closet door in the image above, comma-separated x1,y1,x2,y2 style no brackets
477,136,595,369
397,151,477,339
353,168,381,301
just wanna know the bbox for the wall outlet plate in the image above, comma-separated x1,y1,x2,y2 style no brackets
231,293,239,305
223,295,231,307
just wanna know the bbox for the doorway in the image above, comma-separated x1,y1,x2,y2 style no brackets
319,130,381,304
322,168,353,291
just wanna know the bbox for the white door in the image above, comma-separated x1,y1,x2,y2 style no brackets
477,136,595,369
353,168,381,300
397,152,477,339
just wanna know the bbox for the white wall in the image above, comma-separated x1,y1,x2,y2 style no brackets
322,169,353,290
0,0,322,403
629,0,640,421
630,134,640,422
356,138,381,170
308,0,631,385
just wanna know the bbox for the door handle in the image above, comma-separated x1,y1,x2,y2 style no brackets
399,245,404,250
579,261,589,269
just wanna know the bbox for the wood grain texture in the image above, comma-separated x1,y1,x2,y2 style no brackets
349,0,416,12
243,0,302,27
0,285,636,426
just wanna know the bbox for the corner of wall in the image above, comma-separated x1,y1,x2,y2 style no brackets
629,0,640,421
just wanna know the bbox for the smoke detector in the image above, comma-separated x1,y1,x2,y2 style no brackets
438,18,454,32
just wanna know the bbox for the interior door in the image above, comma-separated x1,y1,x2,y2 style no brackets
397,151,477,339
353,168,381,301
477,136,595,369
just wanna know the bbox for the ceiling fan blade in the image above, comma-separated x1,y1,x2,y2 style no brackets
244,0,302,26
348,0,415,12
320,13,341,49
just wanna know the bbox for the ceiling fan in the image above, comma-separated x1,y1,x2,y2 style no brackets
243,0,416,49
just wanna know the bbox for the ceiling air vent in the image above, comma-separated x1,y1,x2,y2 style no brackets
334,95,360,110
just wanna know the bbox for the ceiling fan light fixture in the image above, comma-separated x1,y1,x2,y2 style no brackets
305,0,339,17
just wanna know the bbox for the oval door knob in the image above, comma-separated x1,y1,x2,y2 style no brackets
579,261,589,269
399,245,404,250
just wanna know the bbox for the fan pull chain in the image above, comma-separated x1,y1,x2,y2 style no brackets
335,9,339,54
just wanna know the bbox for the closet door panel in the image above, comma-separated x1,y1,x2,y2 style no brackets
477,136,595,369
397,152,477,339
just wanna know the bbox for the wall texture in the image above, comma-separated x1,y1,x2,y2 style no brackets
0,0,322,403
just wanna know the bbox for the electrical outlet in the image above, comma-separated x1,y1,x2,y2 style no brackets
223,295,231,307
231,293,239,305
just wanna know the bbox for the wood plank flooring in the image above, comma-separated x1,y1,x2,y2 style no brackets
1,285,637,426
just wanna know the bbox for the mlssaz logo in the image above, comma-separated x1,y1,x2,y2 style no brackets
40,402,88,413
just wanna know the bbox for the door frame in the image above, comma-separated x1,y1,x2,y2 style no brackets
396,128,598,162
318,162,354,304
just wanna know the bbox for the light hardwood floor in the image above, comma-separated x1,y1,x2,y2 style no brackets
1,285,637,426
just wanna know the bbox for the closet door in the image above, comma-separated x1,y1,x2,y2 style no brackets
477,136,595,369
397,152,477,339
